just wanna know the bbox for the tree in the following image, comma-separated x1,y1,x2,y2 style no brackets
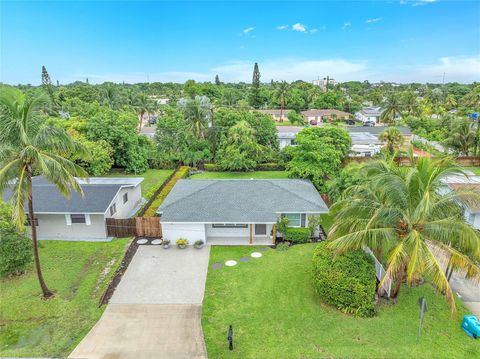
249,62,262,109
217,121,262,171
286,127,351,191
276,216,289,241
215,74,221,85
102,84,119,109
326,162,366,203
443,118,476,156
0,87,89,298
135,93,154,131
41,66,57,111
178,96,212,139
401,90,419,116
287,111,305,126
379,127,404,154
69,132,114,176
328,157,480,312
274,81,290,121
380,93,402,124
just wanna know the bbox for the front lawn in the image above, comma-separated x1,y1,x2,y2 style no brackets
0,239,129,357
190,171,289,179
202,244,478,359
106,168,174,199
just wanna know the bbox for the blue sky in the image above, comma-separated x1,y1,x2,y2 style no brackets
1,1,479,84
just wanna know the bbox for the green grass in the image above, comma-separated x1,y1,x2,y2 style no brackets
106,168,174,199
0,239,129,357
464,166,480,175
190,171,289,179
202,244,478,359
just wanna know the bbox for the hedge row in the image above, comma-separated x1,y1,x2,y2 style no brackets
143,166,190,217
204,162,284,172
285,227,310,243
312,242,377,317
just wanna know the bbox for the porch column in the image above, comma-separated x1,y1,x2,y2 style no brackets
272,224,277,245
249,224,253,244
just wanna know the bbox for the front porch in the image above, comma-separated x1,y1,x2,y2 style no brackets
207,237,273,246
205,223,277,246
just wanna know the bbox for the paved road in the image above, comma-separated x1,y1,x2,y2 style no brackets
69,245,211,359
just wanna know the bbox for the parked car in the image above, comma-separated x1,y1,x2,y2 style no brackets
345,119,356,125
363,121,375,127
148,117,157,125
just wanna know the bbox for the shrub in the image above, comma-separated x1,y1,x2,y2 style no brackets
255,162,285,171
312,242,376,317
276,242,290,251
204,163,221,172
285,227,310,244
0,204,33,277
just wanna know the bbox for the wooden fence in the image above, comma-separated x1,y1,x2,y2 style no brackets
105,217,162,238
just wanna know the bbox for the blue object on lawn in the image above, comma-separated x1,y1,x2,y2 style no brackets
461,315,480,339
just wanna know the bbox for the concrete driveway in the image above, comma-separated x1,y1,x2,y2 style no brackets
69,245,210,359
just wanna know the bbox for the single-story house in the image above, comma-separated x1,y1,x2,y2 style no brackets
439,173,480,230
349,132,383,157
301,109,351,124
355,107,384,124
346,125,413,143
2,176,144,240
255,109,292,122
157,179,329,245
276,126,303,149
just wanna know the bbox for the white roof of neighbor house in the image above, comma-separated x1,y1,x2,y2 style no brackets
349,132,382,146
76,177,144,187
441,173,480,185
276,126,303,139
158,179,328,223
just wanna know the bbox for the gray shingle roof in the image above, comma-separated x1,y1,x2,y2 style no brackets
158,179,328,223
2,177,139,214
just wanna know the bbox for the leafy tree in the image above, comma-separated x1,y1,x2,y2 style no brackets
313,91,344,110
329,157,480,311
217,121,261,171
326,162,365,203
41,65,57,110
101,84,119,109
69,132,114,176
215,74,221,85
286,127,351,191
0,87,89,298
274,81,290,121
135,93,154,131
381,92,402,124
379,127,404,154
184,79,200,98
276,216,289,241
400,90,419,116
287,111,305,126
178,96,212,139
249,62,262,109
443,118,476,156
0,203,33,277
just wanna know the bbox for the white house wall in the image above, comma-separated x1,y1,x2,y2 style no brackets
108,185,142,218
162,223,206,245
32,214,107,240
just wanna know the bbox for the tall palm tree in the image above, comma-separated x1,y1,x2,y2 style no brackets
379,127,404,154
401,90,419,116
178,96,212,139
443,119,476,156
0,88,89,299
135,93,153,131
328,156,480,313
274,81,290,122
102,84,119,109
380,93,402,124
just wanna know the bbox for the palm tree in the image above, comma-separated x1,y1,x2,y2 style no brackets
135,93,153,131
328,156,480,313
178,96,212,139
0,88,89,299
379,127,404,154
308,86,322,107
443,118,476,156
102,84,119,109
274,81,290,122
380,93,402,124
401,90,419,116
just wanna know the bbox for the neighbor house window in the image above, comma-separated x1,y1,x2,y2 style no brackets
109,203,117,216
283,213,306,228
25,217,38,226
123,193,128,204
212,224,248,228
70,214,86,224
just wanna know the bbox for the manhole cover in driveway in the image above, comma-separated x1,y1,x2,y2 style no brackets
137,239,148,245
240,257,250,262
151,239,162,245
225,260,237,267
251,252,262,258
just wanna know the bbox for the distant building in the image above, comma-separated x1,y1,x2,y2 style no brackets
312,77,336,91
149,96,169,105
276,126,303,149
355,107,384,124
348,132,383,157
301,109,351,124
256,109,292,122
346,125,413,143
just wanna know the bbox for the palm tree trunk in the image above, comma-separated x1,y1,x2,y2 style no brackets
376,243,382,262
280,102,284,123
138,112,144,131
27,170,53,299
391,265,406,299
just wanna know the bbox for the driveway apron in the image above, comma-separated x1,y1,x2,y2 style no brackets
69,245,211,359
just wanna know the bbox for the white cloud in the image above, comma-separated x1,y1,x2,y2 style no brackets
242,27,255,34
412,0,436,6
292,23,307,32
276,25,289,30
310,28,318,33
341,22,351,30
417,55,480,82
365,17,383,24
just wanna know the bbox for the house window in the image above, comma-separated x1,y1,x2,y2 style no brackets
123,193,128,204
26,217,38,226
283,213,306,228
70,214,86,224
212,224,248,228
109,203,117,216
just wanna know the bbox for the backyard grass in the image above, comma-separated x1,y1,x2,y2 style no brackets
190,171,289,179
0,239,129,357
106,168,174,199
202,244,478,359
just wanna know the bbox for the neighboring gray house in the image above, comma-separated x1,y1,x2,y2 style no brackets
157,179,329,245
276,126,303,149
2,177,144,241
355,107,384,123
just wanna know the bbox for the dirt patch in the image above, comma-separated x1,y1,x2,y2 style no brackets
66,250,101,300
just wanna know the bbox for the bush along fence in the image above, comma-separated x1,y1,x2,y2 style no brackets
202,162,285,172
